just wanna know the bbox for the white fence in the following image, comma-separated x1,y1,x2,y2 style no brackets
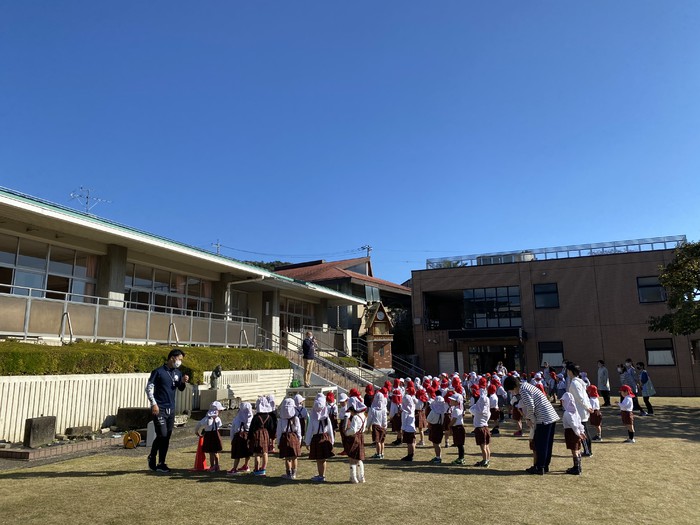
0,369,293,443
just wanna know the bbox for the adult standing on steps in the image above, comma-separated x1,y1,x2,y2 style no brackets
145,348,189,473
302,330,317,387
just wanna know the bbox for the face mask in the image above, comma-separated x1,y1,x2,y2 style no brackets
174,359,182,368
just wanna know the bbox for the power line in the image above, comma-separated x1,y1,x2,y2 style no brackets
217,244,365,259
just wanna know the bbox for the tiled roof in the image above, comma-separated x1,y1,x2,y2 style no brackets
276,258,411,294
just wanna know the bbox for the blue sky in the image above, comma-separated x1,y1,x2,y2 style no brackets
2,1,699,284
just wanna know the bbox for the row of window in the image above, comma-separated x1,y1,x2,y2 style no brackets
534,277,666,309
538,339,676,367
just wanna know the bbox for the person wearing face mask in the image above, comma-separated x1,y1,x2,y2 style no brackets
145,348,189,473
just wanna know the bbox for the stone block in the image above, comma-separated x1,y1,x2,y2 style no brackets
23,416,57,449
115,407,152,430
199,388,229,410
66,425,93,438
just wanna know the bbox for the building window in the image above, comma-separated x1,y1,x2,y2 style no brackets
365,285,380,303
464,286,521,329
280,297,315,332
538,341,564,368
637,276,666,303
645,338,675,366
534,283,559,308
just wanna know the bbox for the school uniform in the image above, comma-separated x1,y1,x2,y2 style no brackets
620,395,635,425
230,403,252,459
401,395,417,444
276,415,302,459
427,398,448,444
588,396,602,427
196,415,223,454
561,394,584,452
450,404,465,448
469,393,491,446
306,408,335,460
345,412,367,461
368,392,388,444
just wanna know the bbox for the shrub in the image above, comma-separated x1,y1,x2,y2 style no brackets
0,341,290,383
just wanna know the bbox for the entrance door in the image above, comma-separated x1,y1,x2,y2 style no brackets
438,351,464,375
467,345,522,374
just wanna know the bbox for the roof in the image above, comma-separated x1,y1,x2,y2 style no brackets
0,186,365,306
275,257,411,296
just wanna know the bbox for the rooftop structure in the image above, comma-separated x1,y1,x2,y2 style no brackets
425,235,687,269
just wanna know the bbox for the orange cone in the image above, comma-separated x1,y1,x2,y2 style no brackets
191,436,208,471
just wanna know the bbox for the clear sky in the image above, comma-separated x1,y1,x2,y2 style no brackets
2,1,699,284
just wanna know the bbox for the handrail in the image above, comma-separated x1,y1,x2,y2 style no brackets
59,312,74,344
352,337,427,379
258,328,389,388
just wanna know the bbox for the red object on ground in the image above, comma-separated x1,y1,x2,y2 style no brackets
191,436,208,471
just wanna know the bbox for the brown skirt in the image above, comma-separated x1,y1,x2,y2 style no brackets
416,409,428,430
278,432,301,459
248,428,270,455
442,414,451,431
474,426,490,446
390,413,402,432
564,428,582,451
621,411,634,425
202,430,222,453
402,431,416,444
589,410,602,427
309,433,335,460
346,432,365,461
451,425,466,447
428,424,444,445
489,408,501,422
512,407,522,422
372,424,386,444
231,431,250,459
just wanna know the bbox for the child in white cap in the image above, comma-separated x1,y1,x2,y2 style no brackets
367,390,388,459
248,396,275,476
449,393,466,465
427,395,449,464
337,392,350,455
293,393,308,443
400,392,417,462
277,397,302,479
195,401,224,472
345,397,368,483
305,393,335,482
469,386,491,467
228,401,252,475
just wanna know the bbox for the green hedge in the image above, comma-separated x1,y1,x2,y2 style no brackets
0,341,290,383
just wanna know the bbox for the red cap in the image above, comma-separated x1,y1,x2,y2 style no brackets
349,388,362,399
587,385,599,398
619,385,636,398
325,391,335,403
487,384,497,396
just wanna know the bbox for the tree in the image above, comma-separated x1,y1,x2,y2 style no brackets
648,241,700,335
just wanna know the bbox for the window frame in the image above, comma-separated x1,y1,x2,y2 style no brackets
644,338,676,366
533,282,560,309
637,276,667,304
538,341,564,368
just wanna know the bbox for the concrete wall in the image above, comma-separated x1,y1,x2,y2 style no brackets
0,369,293,443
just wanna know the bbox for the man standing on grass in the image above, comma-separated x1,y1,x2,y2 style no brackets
145,348,189,473
302,331,317,387
597,360,611,407
503,374,560,475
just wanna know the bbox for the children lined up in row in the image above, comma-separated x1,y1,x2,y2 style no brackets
196,364,634,482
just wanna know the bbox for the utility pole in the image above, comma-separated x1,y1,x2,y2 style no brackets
361,244,372,258
212,239,222,255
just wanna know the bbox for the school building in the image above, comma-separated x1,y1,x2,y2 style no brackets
0,187,365,350
411,236,700,396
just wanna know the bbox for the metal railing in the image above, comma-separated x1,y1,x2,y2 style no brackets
352,337,426,379
257,328,390,389
0,285,258,347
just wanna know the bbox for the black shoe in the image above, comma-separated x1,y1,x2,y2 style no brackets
525,466,544,475
391,439,402,446
581,452,592,457
544,465,549,473
147,454,156,471
156,463,171,473
491,429,500,436
566,466,581,475
400,455,413,462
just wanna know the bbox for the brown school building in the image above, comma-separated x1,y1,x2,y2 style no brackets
411,236,700,396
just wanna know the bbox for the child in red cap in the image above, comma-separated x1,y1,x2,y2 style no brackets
587,385,603,441
618,385,636,443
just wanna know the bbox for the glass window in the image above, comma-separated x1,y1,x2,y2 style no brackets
124,263,134,288
74,253,99,279
153,269,171,293
0,233,17,265
463,285,521,329
187,277,202,298
133,265,153,289
534,283,560,308
538,341,564,367
46,275,70,300
13,270,44,296
17,239,47,270
49,246,75,276
0,266,13,292
365,285,380,302
637,276,666,303
645,339,675,365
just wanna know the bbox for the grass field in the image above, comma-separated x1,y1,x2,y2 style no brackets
1,397,699,525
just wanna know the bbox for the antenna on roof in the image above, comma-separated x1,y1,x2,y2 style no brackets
69,186,111,214
361,245,372,258
212,239,222,255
